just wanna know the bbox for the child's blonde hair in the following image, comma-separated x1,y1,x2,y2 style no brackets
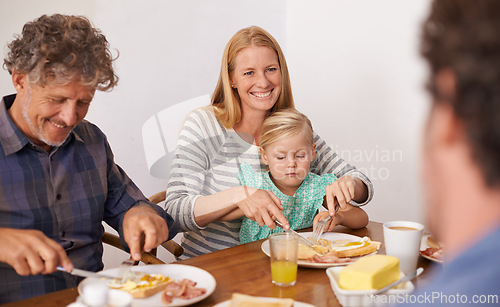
260,108,314,149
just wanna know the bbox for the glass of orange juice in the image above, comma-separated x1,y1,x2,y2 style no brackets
269,232,299,286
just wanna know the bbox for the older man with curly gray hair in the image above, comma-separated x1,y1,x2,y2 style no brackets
0,14,177,303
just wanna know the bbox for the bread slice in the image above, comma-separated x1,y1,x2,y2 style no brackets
298,243,320,259
334,240,381,258
427,236,442,249
229,293,294,307
128,279,172,298
302,236,381,259
109,274,172,298
298,236,381,261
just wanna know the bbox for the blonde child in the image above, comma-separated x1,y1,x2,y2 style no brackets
237,109,368,243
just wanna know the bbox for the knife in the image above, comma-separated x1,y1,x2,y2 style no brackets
57,266,116,280
372,267,424,295
275,220,313,248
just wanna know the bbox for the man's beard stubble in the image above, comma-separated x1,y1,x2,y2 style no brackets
22,89,71,148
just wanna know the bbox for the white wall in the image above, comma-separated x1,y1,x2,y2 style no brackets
0,0,432,265
286,0,432,224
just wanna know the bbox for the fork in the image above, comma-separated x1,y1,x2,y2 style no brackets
116,259,135,283
310,204,340,244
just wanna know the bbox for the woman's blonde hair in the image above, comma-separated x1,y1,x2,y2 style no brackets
260,108,314,149
211,26,294,128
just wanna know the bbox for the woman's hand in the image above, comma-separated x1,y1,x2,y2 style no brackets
194,186,288,229
236,187,289,229
325,176,368,215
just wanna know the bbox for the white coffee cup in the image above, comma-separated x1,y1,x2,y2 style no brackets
383,221,424,274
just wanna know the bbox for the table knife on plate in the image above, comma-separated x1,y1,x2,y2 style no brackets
57,266,116,280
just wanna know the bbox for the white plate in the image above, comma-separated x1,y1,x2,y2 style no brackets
78,264,216,306
419,234,443,263
261,232,371,269
213,297,315,307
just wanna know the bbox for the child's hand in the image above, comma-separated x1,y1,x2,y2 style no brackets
313,211,338,232
325,175,364,215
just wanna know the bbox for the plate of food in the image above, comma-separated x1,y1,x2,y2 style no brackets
419,234,444,263
213,293,315,307
78,264,216,306
261,232,381,269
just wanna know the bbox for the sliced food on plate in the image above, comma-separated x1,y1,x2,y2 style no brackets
299,236,381,264
108,273,207,303
261,232,382,268
108,272,172,298
420,235,444,262
90,264,215,306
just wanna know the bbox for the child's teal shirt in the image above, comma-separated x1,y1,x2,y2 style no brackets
236,162,337,244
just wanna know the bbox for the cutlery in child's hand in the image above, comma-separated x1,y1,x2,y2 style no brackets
310,204,340,243
274,219,313,248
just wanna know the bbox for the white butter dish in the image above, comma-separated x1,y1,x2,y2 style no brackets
326,266,415,307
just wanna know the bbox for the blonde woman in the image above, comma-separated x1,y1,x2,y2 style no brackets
236,109,369,244
165,26,373,259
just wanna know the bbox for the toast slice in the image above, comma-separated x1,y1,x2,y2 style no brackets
229,293,294,307
427,236,442,249
298,243,320,259
109,273,172,298
333,240,381,258
300,236,381,259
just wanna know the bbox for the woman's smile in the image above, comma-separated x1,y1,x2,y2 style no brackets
230,45,282,114
251,90,273,99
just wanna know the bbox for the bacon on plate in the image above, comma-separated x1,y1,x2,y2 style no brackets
161,278,207,304
420,247,443,261
308,253,352,264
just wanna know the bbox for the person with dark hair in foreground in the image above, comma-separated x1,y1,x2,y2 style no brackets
0,14,177,303
397,1,500,305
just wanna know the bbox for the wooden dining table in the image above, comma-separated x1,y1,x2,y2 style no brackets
3,221,441,307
